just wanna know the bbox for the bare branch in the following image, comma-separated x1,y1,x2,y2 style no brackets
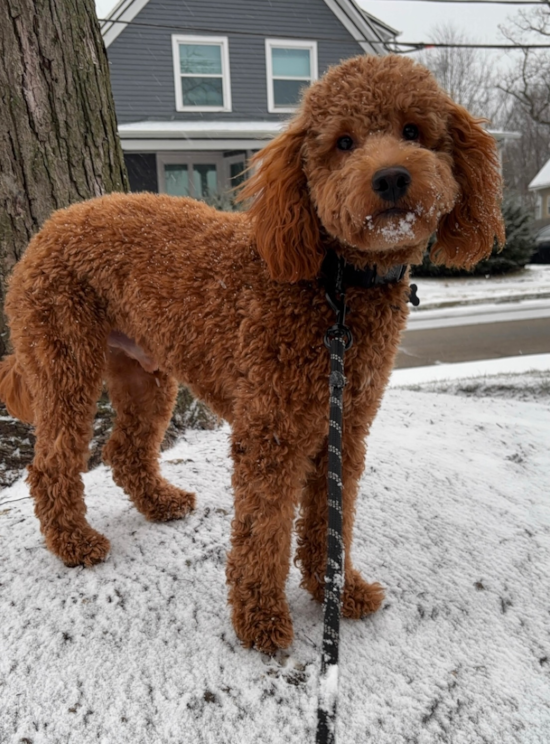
418,23,501,120
498,4,550,130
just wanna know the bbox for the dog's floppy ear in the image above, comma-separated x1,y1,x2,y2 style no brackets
239,118,323,283
431,102,506,270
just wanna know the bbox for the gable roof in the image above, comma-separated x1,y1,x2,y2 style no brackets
100,0,398,54
529,158,550,191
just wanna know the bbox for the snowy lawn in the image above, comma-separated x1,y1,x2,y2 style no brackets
1,359,549,743
412,263,550,310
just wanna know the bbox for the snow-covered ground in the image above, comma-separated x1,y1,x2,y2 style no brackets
1,267,549,744
411,264,550,310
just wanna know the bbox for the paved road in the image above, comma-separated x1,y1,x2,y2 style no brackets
396,300,550,369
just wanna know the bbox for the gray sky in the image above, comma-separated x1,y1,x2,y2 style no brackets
95,0,534,44
358,0,529,45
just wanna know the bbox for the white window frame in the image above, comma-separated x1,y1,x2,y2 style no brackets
171,34,232,113
157,152,224,197
224,153,248,188
265,39,318,114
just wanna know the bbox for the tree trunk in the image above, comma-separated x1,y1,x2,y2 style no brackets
0,0,128,357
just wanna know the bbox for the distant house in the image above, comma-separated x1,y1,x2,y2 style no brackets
100,0,398,196
528,158,550,263
529,159,550,227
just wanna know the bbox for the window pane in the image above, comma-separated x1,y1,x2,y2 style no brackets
193,164,217,198
273,78,308,106
179,44,222,75
272,48,310,78
164,164,189,196
182,77,223,107
230,161,246,188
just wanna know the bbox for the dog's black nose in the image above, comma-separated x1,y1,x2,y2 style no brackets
372,167,412,203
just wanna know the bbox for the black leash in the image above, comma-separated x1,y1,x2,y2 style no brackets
315,252,418,743
316,254,352,744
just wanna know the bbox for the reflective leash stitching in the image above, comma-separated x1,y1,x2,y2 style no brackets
315,252,416,742
316,255,352,744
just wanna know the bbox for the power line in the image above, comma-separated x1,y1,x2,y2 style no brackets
368,0,546,4
394,41,550,48
97,18,550,50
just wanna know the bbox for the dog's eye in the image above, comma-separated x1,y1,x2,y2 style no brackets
336,135,354,151
403,124,419,141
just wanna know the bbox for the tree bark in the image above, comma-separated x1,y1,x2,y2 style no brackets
0,0,128,357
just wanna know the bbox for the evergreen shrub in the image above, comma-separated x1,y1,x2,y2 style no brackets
412,194,537,277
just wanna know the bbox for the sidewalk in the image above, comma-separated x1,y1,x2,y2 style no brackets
411,263,550,311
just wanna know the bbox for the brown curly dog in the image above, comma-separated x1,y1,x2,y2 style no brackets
0,54,504,653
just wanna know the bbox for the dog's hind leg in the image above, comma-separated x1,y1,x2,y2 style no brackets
102,348,195,521
26,345,110,568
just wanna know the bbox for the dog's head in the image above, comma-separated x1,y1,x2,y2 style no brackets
242,54,505,282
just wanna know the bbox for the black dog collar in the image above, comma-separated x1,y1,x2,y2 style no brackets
320,249,407,292
320,249,419,306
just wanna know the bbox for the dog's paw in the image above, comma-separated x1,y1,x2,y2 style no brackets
45,526,111,568
302,568,384,618
140,485,196,522
341,570,384,619
232,602,294,654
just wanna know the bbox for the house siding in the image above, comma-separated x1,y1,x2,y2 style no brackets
107,0,366,124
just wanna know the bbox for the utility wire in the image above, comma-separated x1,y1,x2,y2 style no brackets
392,41,550,48
97,18,550,50
366,1,546,4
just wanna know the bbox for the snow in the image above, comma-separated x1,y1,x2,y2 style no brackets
318,663,339,738
119,120,283,139
410,263,550,311
1,267,550,743
390,353,550,388
318,663,339,715
529,158,550,191
377,211,417,241
406,299,550,331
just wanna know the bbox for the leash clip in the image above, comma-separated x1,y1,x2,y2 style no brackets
324,255,353,350
408,283,420,306
324,321,353,351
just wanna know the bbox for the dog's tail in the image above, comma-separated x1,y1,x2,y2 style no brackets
0,355,34,424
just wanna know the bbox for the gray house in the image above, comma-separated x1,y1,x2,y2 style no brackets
101,0,398,196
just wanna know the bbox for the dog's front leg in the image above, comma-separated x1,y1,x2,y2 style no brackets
226,424,309,654
296,432,384,618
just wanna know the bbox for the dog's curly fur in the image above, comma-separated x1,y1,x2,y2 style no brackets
0,55,504,653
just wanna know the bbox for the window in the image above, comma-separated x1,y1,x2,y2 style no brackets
225,153,247,189
159,155,219,199
165,164,190,196
158,152,252,199
265,39,317,113
535,194,542,220
172,35,231,112
547,195,550,216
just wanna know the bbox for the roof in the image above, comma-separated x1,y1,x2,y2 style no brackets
118,120,286,151
488,130,521,143
100,0,398,53
529,158,550,191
